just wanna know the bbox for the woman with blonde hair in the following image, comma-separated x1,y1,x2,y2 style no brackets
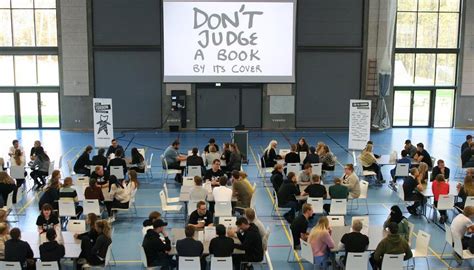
78,220,112,268
308,216,335,269
0,172,15,208
0,222,10,260
262,140,278,167
359,144,383,182
319,145,336,171
417,162,429,184
316,142,326,156
127,170,140,192
456,175,474,210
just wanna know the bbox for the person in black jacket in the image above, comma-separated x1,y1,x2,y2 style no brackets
142,219,176,269
284,144,300,164
108,149,127,177
227,143,242,173
204,138,219,153
38,180,60,210
92,148,108,169
462,142,474,168
270,164,284,193
186,147,205,175
231,217,263,270
106,139,124,158
39,229,65,265
296,138,309,154
78,220,112,268
430,159,450,181
75,213,99,249
462,135,472,156
209,224,234,257
5,228,34,270
74,145,93,176
262,140,278,168
142,211,162,227
176,225,205,270
277,172,302,223
0,172,16,208
203,159,224,182
303,146,319,165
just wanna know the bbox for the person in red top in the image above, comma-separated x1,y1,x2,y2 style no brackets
432,174,450,224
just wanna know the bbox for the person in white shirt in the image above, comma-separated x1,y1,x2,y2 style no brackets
341,164,360,198
8,139,24,157
106,176,130,222
212,176,232,202
451,206,474,249
205,145,221,167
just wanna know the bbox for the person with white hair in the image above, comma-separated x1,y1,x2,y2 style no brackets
262,140,278,167
338,219,369,266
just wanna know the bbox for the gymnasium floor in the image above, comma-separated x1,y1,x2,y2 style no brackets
1,128,473,270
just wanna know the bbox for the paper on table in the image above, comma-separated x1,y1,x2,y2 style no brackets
197,231,204,242
204,226,216,242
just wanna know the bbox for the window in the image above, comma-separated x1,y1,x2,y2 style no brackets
393,0,460,127
0,0,59,129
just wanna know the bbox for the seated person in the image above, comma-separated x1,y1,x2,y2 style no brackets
370,222,412,270
190,176,208,201
244,208,267,249
176,225,205,270
92,148,108,168
451,206,474,249
308,217,335,268
296,138,309,154
143,211,161,229
383,205,410,242
106,139,124,158
0,172,16,208
390,150,411,185
203,159,224,183
204,138,219,153
298,163,312,183
462,142,474,168
303,146,319,165
303,175,327,198
284,144,300,164
277,172,302,223
75,213,99,249
108,149,127,176
142,219,176,268
403,168,425,216
232,170,253,209
432,174,450,224
229,217,264,269
456,175,474,210
413,143,433,168
129,148,145,173
212,176,233,202
0,222,9,260
430,159,450,181
38,180,60,210
39,229,65,266
290,203,313,250
339,219,369,266
209,224,234,257
59,177,83,217
36,203,59,234
319,145,336,171
462,135,473,155
323,178,348,214
90,166,109,186
205,146,221,167
163,140,187,183
78,220,112,268
262,140,278,168
417,162,429,184
74,146,93,176
187,147,204,167
105,176,130,220
341,164,360,198
270,164,284,193
84,178,105,201
359,144,383,181
5,228,34,270
404,139,417,158
188,201,213,228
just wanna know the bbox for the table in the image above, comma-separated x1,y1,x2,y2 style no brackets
377,155,419,166
169,228,244,255
179,186,237,203
330,225,386,252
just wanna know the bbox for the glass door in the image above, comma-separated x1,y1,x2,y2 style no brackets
19,92,39,128
0,93,16,129
18,92,60,128
392,90,432,127
434,89,455,127
411,91,431,126
40,92,60,128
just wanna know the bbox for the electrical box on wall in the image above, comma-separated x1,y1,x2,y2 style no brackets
171,90,186,111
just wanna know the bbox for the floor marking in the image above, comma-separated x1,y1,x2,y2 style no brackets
249,144,304,270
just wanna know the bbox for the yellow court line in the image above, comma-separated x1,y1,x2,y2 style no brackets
249,144,304,270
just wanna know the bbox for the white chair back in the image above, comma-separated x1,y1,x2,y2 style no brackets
188,200,200,217
415,230,430,257
330,199,347,215
215,201,232,217
0,262,22,270
359,180,369,199
139,243,149,268
437,194,455,210
299,152,307,164
346,252,369,270
328,216,344,227
250,191,257,210
187,166,202,177
219,216,237,229
286,163,300,175
183,177,194,186
9,165,25,179
395,163,409,177
179,257,201,270
48,161,55,176
453,235,464,257
397,183,405,200
76,176,89,186
279,149,290,157
300,240,314,264
465,196,474,208
89,165,97,174
6,192,14,209
159,190,168,208
83,199,101,216
137,148,146,158
307,197,324,214
445,223,453,247
110,166,124,179
67,160,74,174
311,163,322,176
36,261,59,270
210,256,233,270
58,199,76,217
104,244,113,267
67,220,86,233
381,254,404,270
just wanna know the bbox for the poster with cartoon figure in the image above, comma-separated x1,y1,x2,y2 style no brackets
93,98,114,148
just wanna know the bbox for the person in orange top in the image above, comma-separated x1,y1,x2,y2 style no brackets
432,174,450,224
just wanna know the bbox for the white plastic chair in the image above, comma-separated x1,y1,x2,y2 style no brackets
381,253,404,270
9,165,25,180
182,177,194,187
328,216,345,227
395,163,409,177
159,191,182,219
219,217,236,229
407,221,415,247
409,230,430,269
350,180,369,214
286,163,300,176
89,165,97,175
76,176,90,186
453,234,474,262
179,257,201,270
110,166,124,179
163,183,179,204
464,196,474,208
214,201,232,217
187,200,200,217
36,261,60,270
307,197,324,214
83,199,101,216
257,153,274,178
66,220,86,233
441,223,453,258
146,153,154,179
187,166,202,177
279,149,290,157
211,256,232,270
47,161,55,178
433,194,455,221
67,160,76,176
271,190,292,217
299,152,307,164
90,243,114,269
0,262,22,270
161,155,181,184
311,163,323,176
330,199,347,215
58,199,76,218
345,252,369,270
